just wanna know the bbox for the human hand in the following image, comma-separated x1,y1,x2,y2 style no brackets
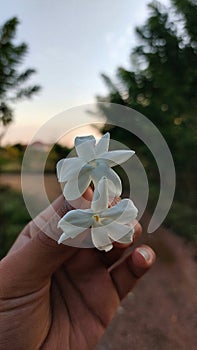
0,191,155,350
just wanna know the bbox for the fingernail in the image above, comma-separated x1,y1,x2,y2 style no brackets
137,247,151,262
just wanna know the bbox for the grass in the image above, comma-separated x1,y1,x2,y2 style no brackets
0,185,31,259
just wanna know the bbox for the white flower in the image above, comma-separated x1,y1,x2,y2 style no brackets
58,177,138,252
56,133,134,200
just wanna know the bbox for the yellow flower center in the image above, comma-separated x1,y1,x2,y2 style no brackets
89,159,97,167
94,214,100,223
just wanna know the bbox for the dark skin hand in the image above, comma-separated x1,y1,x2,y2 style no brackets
0,190,155,350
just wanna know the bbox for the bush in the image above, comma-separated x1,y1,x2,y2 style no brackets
0,185,31,258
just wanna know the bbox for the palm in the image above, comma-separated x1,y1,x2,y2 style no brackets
43,249,119,350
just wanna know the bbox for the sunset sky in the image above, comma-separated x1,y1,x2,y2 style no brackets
1,0,169,146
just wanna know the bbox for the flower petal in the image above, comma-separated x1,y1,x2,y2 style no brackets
58,223,86,242
58,208,93,242
91,163,122,198
91,227,113,252
91,177,108,212
58,228,91,247
100,150,135,167
63,167,92,200
56,158,86,182
117,229,135,244
95,132,110,155
59,208,93,228
107,221,134,242
101,199,138,225
75,135,96,161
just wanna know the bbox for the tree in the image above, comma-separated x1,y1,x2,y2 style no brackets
0,17,41,143
97,0,197,241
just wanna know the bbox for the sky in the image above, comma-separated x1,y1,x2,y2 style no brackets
1,0,170,146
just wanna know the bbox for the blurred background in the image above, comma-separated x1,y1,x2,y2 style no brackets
0,0,196,349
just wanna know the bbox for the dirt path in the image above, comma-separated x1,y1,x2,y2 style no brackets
97,215,196,350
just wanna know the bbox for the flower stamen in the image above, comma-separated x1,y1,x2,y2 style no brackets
94,214,100,223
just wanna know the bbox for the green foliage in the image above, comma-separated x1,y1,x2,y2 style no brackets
0,185,31,259
98,0,197,241
45,143,70,172
165,200,197,243
0,143,71,173
0,144,23,171
0,17,41,142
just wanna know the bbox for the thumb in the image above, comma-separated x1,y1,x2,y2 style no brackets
0,190,93,298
